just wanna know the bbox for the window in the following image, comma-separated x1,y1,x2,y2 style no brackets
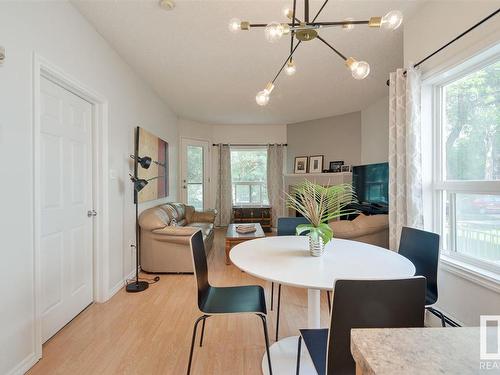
230,148,269,205
432,53,500,271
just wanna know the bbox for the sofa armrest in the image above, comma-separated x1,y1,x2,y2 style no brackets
188,208,217,224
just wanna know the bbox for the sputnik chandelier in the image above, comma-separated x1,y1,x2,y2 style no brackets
228,0,403,106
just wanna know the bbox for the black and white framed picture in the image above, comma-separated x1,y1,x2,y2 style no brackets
341,165,351,172
329,160,344,173
309,155,324,173
294,156,309,174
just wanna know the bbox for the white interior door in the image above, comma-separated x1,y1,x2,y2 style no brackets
180,138,209,210
39,77,94,342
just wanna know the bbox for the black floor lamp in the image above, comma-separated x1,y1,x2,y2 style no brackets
126,128,164,293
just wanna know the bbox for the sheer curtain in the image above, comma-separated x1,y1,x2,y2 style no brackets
388,66,424,250
267,144,284,227
215,144,232,226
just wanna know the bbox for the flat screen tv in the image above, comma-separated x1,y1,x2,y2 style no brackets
352,162,389,205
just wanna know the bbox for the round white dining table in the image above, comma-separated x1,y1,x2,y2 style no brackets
230,236,416,375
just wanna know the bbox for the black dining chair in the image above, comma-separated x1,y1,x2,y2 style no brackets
273,217,332,341
398,226,454,327
296,277,426,375
187,230,273,375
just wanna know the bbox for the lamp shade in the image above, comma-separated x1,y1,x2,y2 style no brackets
137,156,152,169
130,176,149,192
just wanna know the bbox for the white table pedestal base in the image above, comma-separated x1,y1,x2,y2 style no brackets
262,336,316,375
307,289,321,329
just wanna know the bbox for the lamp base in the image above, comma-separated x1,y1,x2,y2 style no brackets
126,281,149,293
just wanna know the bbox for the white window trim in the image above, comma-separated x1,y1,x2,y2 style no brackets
426,44,500,284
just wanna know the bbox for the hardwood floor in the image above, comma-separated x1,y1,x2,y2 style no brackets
29,228,330,375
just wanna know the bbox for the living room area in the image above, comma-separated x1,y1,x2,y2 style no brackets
2,1,500,375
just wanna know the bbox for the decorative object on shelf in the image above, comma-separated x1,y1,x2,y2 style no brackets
294,156,309,174
341,165,351,172
329,160,344,173
285,180,355,257
137,127,169,203
232,206,272,233
309,155,324,173
127,127,166,293
228,0,403,106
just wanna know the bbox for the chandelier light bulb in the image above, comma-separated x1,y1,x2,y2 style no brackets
381,10,403,30
342,18,355,31
228,18,242,33
346,57,370,80
285,60,296,76
256,90,270,106
282,6,293,19
265,22,285,43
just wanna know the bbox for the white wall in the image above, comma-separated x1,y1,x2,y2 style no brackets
404,1,500,326
361,96,389,165
0,2,178,374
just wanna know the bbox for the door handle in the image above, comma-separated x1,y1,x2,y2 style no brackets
87,210,97,217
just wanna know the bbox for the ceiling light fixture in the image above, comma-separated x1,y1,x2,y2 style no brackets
159,0,175,11
229,0,403,106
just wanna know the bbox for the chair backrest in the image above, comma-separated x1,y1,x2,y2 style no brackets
277,217,310,236
189,230,210,310
398,226,440,305
327,277,426,375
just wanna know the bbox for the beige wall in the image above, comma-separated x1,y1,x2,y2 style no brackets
286,112,362,173
361,96,389,165
405,1,500,326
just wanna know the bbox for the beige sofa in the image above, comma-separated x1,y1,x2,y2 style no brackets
329,214,389,248
138,203,217,273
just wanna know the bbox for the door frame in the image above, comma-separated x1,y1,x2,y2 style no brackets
33,54,110,360
179,137,210,209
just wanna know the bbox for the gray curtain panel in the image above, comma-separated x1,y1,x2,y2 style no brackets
388,66,424,250
267,144,284,227
215,144,233,226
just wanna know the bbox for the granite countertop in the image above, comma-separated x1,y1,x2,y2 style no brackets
351,327,491,375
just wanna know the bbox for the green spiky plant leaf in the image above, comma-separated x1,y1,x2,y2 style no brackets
284,180,356,244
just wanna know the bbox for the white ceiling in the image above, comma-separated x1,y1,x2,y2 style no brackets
72,0,423,124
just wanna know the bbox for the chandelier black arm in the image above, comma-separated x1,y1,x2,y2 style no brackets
249,20,370,28
312,0,329,22
272,41,302,84
290,0,297,60
316,35,347,61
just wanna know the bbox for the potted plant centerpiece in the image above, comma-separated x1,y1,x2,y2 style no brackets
285,180,355,257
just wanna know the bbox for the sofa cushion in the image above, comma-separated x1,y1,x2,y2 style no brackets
190,222,214,238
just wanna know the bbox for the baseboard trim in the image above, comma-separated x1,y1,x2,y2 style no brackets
106,268,137,301
6,352,40,375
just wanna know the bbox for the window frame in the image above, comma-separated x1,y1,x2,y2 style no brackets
430,49,500,275
230,146,269,206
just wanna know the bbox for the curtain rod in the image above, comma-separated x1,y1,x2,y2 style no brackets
386,8,500,86
212,143,287,147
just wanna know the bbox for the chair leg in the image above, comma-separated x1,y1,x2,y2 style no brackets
199,317,207,347
271,282,274,311
427,306,446,327
257,314,273,375
326,291,331,312
187,315,208,375
275,284,282,341
296,336,302,375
